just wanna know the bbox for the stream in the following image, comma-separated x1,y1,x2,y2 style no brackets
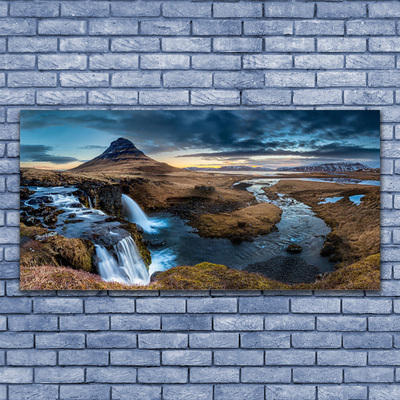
141,178,333,276
23,176,377,285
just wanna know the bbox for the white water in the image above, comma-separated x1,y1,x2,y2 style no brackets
121,194,167,233
122,194,154,233
25,186,150,286
96,236,150,285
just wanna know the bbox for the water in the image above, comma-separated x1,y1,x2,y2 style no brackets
122,194,153,233
349,195,365,206
318,197,343,205
196,170,380,186
122,194,166,233
23,186,150,286
96,237,150,285
131,178,334,275
296,177,379,186
24,176,374,284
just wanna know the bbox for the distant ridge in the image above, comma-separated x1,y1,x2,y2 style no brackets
70,138,178,174
276,162,371,173
186,166,272,172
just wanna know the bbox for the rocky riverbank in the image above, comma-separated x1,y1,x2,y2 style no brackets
262,179,380,266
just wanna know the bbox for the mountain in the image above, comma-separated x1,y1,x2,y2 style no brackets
70,138,178,174
276,162,372,173
186,166,272,172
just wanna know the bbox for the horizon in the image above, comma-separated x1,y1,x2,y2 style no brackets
20,110,380,170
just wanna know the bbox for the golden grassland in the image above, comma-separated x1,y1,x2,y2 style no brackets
20,167,380,291
194,203,282,240
263,180,380,264
20,254,380,291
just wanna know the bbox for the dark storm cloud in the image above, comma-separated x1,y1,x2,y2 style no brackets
179,143,379,160
21,144,79,164
80,145,107,150
21,110,380,164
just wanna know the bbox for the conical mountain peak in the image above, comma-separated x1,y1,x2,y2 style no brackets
70,137,178,174
99,137,145,160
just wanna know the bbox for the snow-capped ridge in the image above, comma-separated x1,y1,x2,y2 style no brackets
276,162,371,172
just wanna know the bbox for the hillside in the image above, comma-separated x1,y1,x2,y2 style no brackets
70,137,178,174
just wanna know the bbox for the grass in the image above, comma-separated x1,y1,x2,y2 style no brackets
20,254,380,291
195,203,282,240
21,224,95,273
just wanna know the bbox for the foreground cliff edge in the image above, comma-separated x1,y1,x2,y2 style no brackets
20,254,380,291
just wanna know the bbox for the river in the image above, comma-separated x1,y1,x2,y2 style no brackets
23,176,378,285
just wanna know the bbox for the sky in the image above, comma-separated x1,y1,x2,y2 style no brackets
20,110,380,170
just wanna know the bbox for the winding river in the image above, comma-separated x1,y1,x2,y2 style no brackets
23,176,377,285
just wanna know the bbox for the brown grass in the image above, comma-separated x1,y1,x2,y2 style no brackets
264,180,380,264
195,203,282,239
21,225,95,273
20,265,141,290
20,254,380,291
299,253,380,291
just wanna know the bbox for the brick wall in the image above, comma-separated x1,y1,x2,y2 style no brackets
0,1,399,399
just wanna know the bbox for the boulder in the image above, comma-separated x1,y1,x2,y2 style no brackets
25,216,40,226
43,214,58,226
150,271,163,282
34,231,58,241
286,244,303,253
320,242,335,257
20,187,35,200
149,239,166,247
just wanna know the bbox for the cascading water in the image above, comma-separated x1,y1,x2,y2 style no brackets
121,194,153,233
96,236,150,285
25,186,150,286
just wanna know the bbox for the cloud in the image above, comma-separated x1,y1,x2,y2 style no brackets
20,110,380,166
79,145,107,150
20,144,79,164
178,143,380,161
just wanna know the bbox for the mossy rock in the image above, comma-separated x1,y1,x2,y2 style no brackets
21,232,96,274
149,262,291,290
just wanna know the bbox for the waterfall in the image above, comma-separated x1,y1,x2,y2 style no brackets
121,194,153,233
88,196,93,209
96,236,150,285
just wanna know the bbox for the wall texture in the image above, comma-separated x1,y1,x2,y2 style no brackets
0,0,399,399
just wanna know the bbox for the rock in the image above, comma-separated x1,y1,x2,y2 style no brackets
237,221,247,228
67,213,76,219
77,182,123,218
194,185,216,194
326,232,342,244
25,216,40,226
68,203,81,208
34,231,58,241
149,239,166,247
20,187,35,200
320,232,342,257
150,271,163,282
320,242,335,257
65,219,84,224
286,244,303,253
43,214,58,225
329,252,343,263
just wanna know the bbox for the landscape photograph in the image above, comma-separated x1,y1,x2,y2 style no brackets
20,110,380,291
